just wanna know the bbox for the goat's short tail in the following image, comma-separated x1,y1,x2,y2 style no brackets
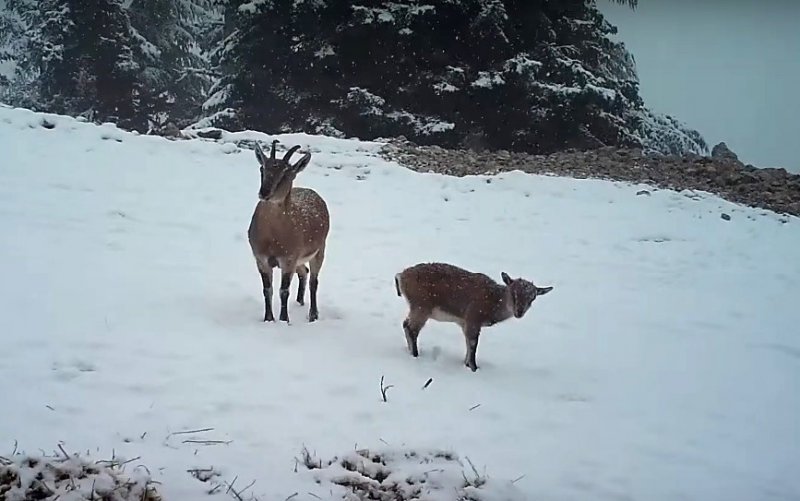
394,273,402,297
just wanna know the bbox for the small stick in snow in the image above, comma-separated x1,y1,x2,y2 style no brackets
12,439,18,455
182,439,232,445
307,493,322,500
468,403,481,411
465,456,480,478
238,479,256,497
140,431,147,440
225,475,250,501
511,474,526,484
422,378,433,389
379,438,390,446
226,475,238,495
57,444,70,459
284,494,298,501
170,427,215,436
119,456,141,467
46,405,55,411
380,375,394,402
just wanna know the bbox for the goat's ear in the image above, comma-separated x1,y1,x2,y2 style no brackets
254,144,267,165
536,286,553,296
501,272,513,285
291,152,311,174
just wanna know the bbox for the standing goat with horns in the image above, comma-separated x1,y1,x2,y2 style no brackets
248,140,330,323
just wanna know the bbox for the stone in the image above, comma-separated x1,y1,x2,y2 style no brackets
711,142,739,162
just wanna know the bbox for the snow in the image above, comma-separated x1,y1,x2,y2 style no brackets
384,110,455,135
351,4,435,25
471,71,505,88
504,53,544,76
202,85,232,112
314,44,335,59
433,81,459,94
1,104,799,501
238,0,273,15
1,452,157,501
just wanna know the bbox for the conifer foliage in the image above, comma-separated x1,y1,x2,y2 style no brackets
4,0,146,129
204,0,705,154
0,0,706,155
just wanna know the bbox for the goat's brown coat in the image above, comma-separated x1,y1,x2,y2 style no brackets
248,142,330,323
395,262,552,371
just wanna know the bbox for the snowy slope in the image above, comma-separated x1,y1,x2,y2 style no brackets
1,104,799,501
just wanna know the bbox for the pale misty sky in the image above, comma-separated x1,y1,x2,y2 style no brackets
600,0,800,172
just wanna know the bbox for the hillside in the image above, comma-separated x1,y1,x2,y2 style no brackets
1,104,799,500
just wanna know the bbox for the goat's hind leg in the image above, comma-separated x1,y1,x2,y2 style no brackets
403,308,429,358
307,247,325,322
463,323,481,372
295,264,309,305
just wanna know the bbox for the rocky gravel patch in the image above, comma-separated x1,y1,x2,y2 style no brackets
380,139,800,217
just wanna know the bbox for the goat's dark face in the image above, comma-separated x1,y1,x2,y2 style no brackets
258,157,285,201
254,143,309,202
501,272,553,319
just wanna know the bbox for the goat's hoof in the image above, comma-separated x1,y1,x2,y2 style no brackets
296,299,305,306
308,311,318,322
264,314,275,322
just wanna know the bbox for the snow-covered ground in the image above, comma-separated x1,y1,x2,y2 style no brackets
1,104,799,501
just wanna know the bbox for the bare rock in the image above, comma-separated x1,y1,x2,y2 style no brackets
711,142,739,162
197,129,223,140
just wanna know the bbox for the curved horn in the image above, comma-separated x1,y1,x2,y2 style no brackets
270,139,278,160
283,145,301,163
254,143,266,164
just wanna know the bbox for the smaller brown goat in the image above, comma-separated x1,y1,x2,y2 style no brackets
248,140,330,323
395,262,553,371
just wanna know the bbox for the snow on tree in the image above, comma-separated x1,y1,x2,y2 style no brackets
127,0,222,127
202,0,706,155
0,0,706,155
2,0,151,129
0,0,222,130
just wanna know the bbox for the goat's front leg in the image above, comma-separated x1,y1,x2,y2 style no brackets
259,267,274,322
279,270,293,322
463,322,482,372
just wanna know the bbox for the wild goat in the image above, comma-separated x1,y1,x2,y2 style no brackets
248,140,330,323
395,262,553,371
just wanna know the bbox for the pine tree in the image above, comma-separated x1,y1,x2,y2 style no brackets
0,4,23,89
202,0,703,155
127,0,222,127
5,0,152,130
